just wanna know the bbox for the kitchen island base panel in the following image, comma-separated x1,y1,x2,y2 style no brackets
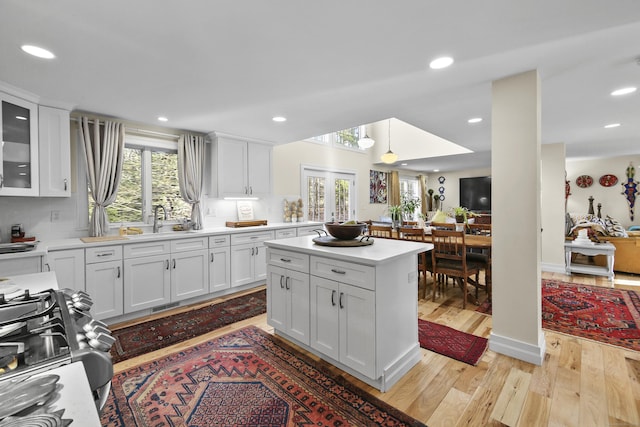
273,328,422,392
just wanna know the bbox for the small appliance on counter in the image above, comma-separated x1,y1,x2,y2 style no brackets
10,224,36,244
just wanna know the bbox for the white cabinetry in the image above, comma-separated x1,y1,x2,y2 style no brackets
212,136,272,198
230,230,274,287
296,224,323,237
123,240,172,313
275,228,297,239
123,237,209,314
0,255,42,276
170,237,209,301
0,91,39,196
267,249,310,345
85,245,123,320
38,105,71,197
209,235,231,293
46,249,85,291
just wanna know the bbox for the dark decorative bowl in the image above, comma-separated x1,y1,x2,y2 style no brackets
324,222,367,240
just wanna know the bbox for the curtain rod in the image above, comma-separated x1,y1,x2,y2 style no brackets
71,117,182,140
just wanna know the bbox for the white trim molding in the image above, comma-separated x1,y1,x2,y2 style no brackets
489,331,546,366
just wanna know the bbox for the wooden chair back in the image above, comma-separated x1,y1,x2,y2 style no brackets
368,224,393,238
430,222,455,230
430,229,480,308
467,223,492,236
398,226,425,241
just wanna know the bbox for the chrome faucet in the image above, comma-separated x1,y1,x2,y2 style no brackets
153,205,168,233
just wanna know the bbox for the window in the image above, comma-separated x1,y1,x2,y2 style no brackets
307,126,365,150
87,135,191,225
302,167,356,222
400,176,421,219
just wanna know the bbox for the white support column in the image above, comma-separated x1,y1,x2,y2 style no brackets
490,70,545,365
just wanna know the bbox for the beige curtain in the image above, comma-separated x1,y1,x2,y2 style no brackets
79,117,125,237
388,170,400,206
418,174,427,217
177,134,206,230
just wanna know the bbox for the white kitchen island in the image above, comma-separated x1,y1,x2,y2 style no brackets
264,235,432,392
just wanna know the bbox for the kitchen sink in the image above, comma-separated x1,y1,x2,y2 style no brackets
0,242,37,254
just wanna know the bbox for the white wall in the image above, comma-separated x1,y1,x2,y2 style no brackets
425,167,492,212
566,154,640,228
541,143,567,272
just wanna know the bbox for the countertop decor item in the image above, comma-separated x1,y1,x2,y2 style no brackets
323,221,367,240
599,174,618,187
576,175,593,188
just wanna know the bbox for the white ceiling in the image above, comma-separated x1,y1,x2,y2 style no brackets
2,0,640,172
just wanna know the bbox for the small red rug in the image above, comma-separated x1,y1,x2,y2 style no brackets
418,319,488,365
475,279,640,352
101,326,426,427
110,289,267,363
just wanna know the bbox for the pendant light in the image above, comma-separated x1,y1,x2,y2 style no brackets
357,125,375,149
380,119,398,164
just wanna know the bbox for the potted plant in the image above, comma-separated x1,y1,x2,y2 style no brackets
388,205,403,229
451,206,472,224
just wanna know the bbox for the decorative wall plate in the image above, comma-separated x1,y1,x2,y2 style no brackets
439,194,445,201
438,186,445,194
576,175,593,188
438,176,445,184
598,174,618,187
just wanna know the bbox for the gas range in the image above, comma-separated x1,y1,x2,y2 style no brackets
0,287,114,423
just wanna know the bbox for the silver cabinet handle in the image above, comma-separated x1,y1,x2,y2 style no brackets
339,292,344,309
172,259,176,269
249,186,253,194
255,247,259,255
331,268,346,275
251,247,254,256
117,266,121,278
331,290,336,306
64,178,68,191
0,173,3,188
44,263,51,271
280,258,291,263
210,253,214,262
280,275,284,288
285,276,290,290
166,259,170,270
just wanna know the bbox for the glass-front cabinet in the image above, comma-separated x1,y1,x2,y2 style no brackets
0,92,39,196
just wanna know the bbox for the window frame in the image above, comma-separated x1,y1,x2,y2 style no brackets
304,125,368,152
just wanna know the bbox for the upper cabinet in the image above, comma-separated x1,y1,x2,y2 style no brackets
0,92,39,196
211,135,272,198
38,106,71,197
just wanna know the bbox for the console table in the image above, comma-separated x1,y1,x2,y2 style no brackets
564,241,616,282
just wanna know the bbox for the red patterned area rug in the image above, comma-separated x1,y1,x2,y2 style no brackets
475,279,640,352
418,319,488,365
110,289,266,363
101,326,426,427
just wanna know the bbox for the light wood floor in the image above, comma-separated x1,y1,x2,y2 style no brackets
112,271,640,427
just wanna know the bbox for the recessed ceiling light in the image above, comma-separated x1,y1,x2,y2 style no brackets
21,45,55,59
157,116,168,122
401,163,408,166
604,123,620,128
433,169,440,172
272,116,287,122
468,117,482,124
429,56,454,70
611,87,637,96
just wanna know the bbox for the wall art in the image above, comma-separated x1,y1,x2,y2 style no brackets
622,163,639,220
575,175,593,188
369,170,388,204
598,174,618,187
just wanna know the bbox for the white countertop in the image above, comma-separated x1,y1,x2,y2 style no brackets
265,235,432,265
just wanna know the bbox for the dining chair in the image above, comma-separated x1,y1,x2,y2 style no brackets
465,223,492,300
430,222,456,230
398,226,434,299
430,229,481,308
368,224,393,238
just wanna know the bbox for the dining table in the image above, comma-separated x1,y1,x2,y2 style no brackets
388,227,492,304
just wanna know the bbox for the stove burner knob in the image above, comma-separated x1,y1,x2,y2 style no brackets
85,325,111,340
71,299,92,312
81,319,108,333
88,332,116,351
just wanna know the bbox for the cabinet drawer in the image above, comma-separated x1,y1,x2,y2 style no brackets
171,237,208,253
275,228,297,239
267,248,309,273
296,225,323,237
86,245,122,263
209,234,230,248
231,230,275,245
310,256,375,290
124,240,170,258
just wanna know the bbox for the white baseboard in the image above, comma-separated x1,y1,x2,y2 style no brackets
489,331,546,366
542,262,565,273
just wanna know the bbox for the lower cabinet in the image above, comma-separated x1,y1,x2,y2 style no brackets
123,238,209,313
230,231,274,287
209,235,231,293
267,265,310,345
309,275,375,378
46,248,85,291
0,255,42,276
85,246,123,320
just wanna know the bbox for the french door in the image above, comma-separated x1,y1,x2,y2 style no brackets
302,168,356,222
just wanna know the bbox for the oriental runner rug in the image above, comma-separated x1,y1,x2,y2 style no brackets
475,279,640,352
110,289,267,363
101,326,426,427
418,319,488,366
